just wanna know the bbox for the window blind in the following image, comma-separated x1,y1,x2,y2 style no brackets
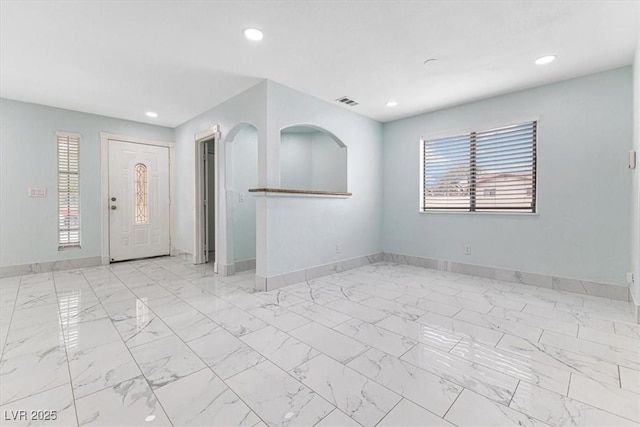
58,133,80,248
422,121,537,213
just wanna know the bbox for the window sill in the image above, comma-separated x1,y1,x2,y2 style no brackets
419,210,538,216
248,188,352,198
58,245,82,251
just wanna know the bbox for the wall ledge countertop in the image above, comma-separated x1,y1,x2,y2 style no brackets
248,188,352,197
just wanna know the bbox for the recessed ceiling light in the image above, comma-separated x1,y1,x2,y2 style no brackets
386,101,398,107
144,415,156,422
423,58,438,65
145,111,158,118
535,55,556,65
243,28,263,41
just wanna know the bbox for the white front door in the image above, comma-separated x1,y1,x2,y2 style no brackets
108,140,170,262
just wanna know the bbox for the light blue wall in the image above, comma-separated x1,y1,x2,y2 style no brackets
382,67,633,286
310,132,347,192
280,131,347,192
0,98,173,268
173,82,267,264
280,133,313,189
2,66,635,290
264,81,383,276
229,126,258,262
632,33,640,303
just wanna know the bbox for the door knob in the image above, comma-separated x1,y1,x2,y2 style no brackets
111,205,117,210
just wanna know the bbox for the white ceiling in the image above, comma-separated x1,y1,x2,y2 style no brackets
1,1,638,128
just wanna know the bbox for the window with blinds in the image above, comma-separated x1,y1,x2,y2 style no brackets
57,133,81,248
421,121,537,213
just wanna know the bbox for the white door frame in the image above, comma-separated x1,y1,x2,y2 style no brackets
193,125,220,270
100,133,176,265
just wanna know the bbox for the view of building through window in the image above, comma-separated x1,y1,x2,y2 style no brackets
422,121,537,213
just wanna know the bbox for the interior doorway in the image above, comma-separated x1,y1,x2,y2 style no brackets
193,123,258,280
194,126,220,268
204,138,215,264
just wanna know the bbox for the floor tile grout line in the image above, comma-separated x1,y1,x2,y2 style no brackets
0,279,74,408
300,342,463,424
122,263,274,427
561,371,640,424
312,407,365,427
371,397,404,427
397,342,418,360
281,347,411,424
440,386,464,420
535,330,637,370
79,268,176,427
165,330,269,426
248,284,446,407
138,260,408,408
0,383,73,408
506,383,559,426
447,334,580,392
398,342,527,405
0,275,22,360
507,379,520,407
10,259,639,425
446,337,464,354
52,271,82,427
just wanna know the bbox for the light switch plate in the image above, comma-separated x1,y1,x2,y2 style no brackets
28,187,47,197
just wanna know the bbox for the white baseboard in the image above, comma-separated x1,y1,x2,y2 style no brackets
0,256,103,278
255,253,383,292
382,252,630,302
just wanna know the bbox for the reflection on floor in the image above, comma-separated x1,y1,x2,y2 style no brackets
1,257,639,426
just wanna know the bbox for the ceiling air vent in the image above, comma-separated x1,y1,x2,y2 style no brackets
335,96,359,106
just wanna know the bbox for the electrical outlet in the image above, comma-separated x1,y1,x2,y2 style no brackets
464,245,471,255
336,244,342,254
238,193,244,203
627,272,634,284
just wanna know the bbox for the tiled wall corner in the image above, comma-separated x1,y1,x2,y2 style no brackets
218,263,235,277
235,259,256,273
173,250,193,261
255,274,267,292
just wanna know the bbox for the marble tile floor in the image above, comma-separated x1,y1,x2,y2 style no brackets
1,257,639,426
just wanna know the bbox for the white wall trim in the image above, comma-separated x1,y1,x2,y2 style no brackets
235,258,256,273
1,256,102,278
383,252,631,302
99,132,176,264
257,253,383,291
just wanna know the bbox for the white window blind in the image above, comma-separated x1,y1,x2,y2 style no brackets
58,133,80,248
422,121,537,213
